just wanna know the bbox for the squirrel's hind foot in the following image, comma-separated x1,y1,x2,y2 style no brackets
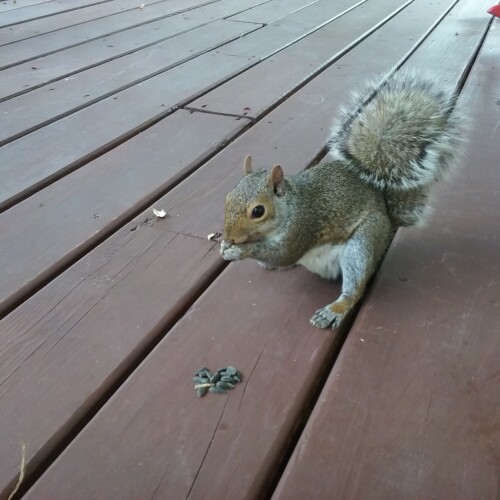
310,306,343,329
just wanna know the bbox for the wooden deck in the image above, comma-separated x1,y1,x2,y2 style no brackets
0,0,498,498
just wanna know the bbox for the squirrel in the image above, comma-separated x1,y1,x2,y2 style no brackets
220,71,464,329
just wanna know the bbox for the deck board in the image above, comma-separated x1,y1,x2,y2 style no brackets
0,110,247,314
187,0,442,117
229,0,320,23
0,0,180,45
0,19,260,145
272,13,500,500
0,0,266,100
0,0,109,24
22,262,340,500
0,0,216,68
0,0,360,198
0,0,497,497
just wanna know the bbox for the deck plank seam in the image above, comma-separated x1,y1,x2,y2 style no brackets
2,0,396,205
0,23,265,146
183,105,256,122
0,0,116,29
1,0,369,102
0,0,220,71
0,7,273,103
223,0,322,23
0,109,253,320
0,0,206,45
6,256,230,500
178,0,423,121
6,0,417,180
264,14,497,500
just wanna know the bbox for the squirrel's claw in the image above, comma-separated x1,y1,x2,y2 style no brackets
310,306,343,329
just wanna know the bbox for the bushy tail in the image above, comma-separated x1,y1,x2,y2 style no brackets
329,71,463,190
329,71,465,225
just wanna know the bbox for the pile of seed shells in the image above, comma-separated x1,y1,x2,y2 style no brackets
193,366,242,397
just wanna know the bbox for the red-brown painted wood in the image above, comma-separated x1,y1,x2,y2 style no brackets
188,0,489,118
0,0,216,69
0,1,493,498
229,0,321,23
4,2,487,498
188,0,423,118
23,261,341,500
0,229,222,500
0,0,360,200
0,0,173,45
162,0,486,240
0,110,247,314
0,0,107,21
273,18,499,500
0,19,260,145
0,0,266,100
22,9,493,494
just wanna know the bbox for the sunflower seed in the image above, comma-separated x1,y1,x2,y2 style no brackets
220,376,235,383
226,366,237,375
196,386,208,398
217,381,235,390
203,369,214,379
193,376,209,384
194,367,210,377
209,386,227,395
209,372,221,384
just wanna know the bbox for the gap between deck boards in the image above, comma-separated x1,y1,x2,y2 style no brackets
0,0,366,207
0,0,221,70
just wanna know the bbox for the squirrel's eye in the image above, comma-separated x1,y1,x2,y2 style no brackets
251,205,265,219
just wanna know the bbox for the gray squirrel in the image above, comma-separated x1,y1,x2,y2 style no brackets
220,71,464,329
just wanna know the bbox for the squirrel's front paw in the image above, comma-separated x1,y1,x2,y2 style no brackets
310,306,343,329
220,240,243,261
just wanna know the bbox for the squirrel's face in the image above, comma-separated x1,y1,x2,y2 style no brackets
223,156,286,245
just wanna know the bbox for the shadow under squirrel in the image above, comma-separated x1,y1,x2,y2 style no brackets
221,71,465,329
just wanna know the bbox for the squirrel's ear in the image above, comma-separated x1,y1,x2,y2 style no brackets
267,164,285,196
243,155,253,176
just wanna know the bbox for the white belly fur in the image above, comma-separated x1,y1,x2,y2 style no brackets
297,243,345,280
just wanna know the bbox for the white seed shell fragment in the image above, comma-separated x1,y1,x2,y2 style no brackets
152,208,166,218
207,233,216,240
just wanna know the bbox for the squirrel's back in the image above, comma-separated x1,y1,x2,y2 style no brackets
329,71,464,226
